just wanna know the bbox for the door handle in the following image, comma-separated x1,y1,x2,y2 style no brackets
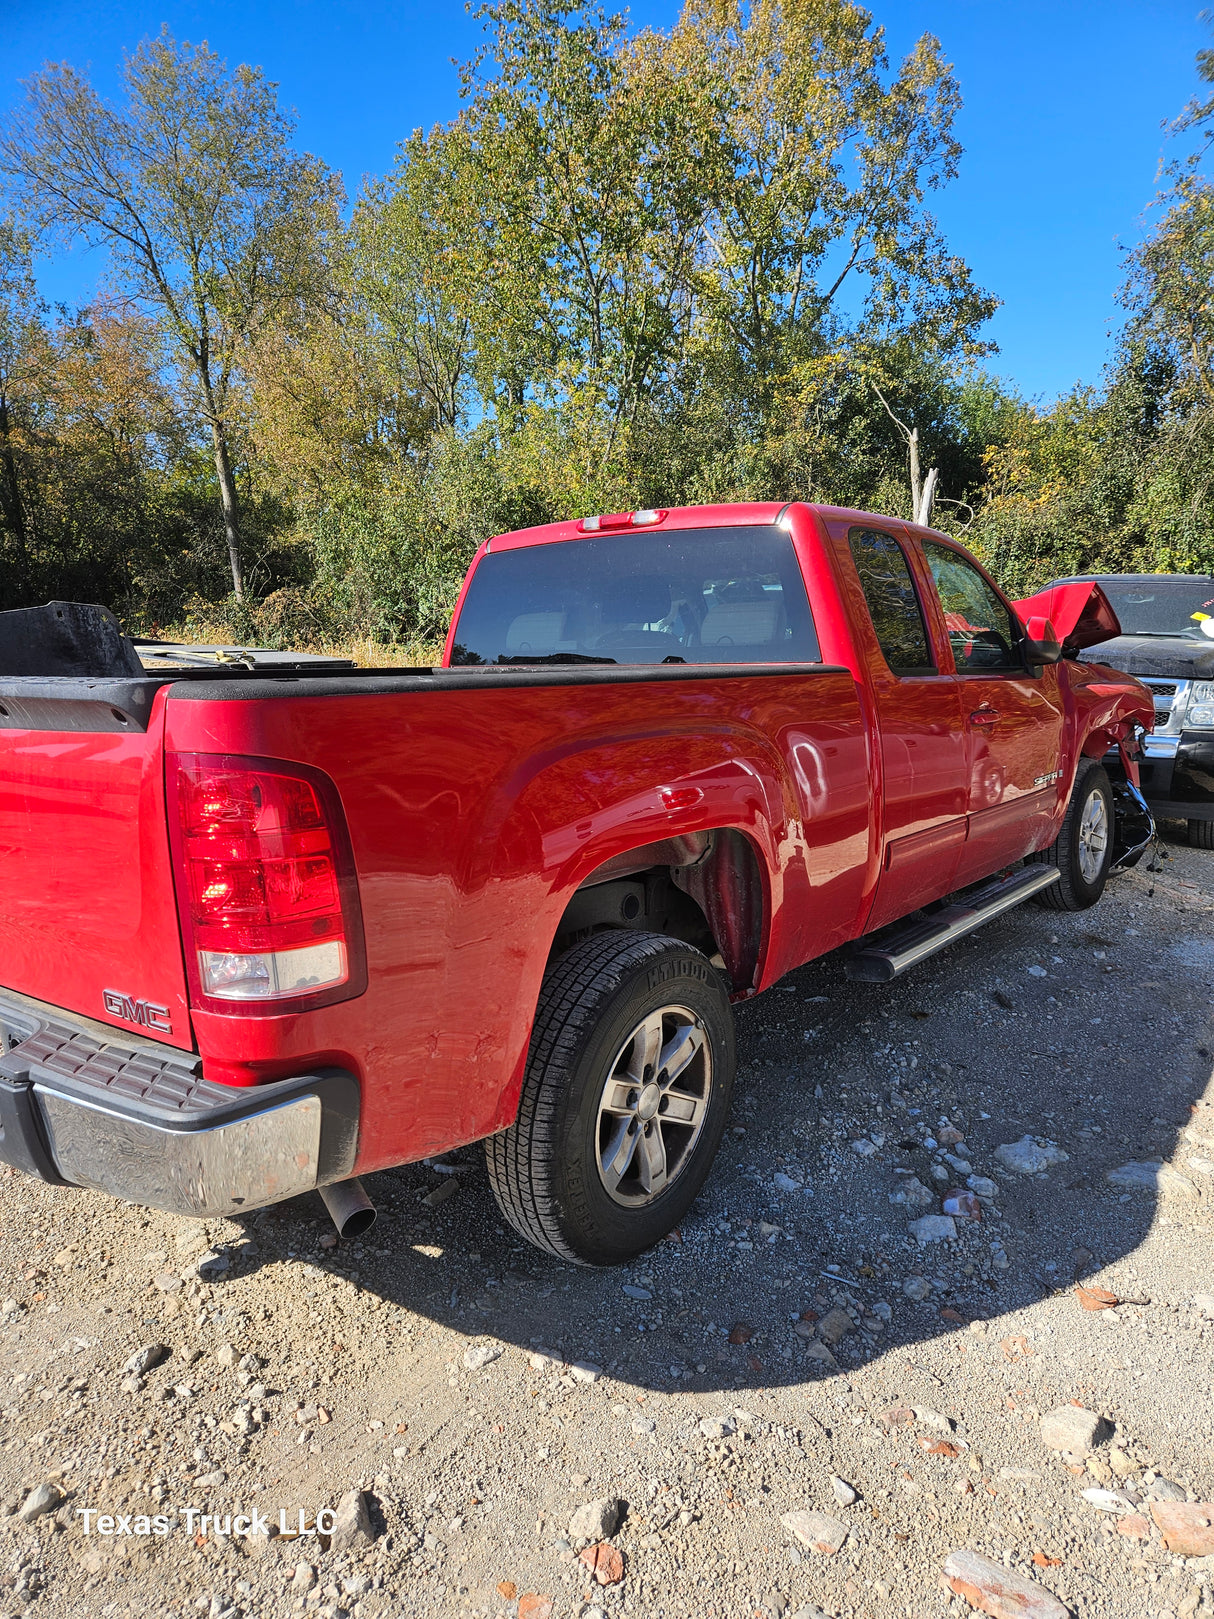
969,708,999,727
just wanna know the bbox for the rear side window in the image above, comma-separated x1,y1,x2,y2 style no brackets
848,528,934,675
924,541,1020,672
449,526,820,666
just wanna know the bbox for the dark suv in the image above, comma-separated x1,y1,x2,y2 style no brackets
1044,572,1214,848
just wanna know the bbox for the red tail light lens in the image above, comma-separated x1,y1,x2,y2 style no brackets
168,754,367,1014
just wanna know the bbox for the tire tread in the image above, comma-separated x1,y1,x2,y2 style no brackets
486,931,711,1264
1029,758,1111,911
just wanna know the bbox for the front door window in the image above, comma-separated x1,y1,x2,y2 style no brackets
923,542,1020,671
923,540,1066,879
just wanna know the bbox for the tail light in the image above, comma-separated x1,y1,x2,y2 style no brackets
167,753,367,1014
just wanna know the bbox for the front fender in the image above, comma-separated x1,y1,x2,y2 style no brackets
1068,662,1154,772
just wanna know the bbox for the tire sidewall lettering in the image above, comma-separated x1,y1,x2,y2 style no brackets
646,958,710,992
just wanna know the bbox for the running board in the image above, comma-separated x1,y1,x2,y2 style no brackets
845,866,1061,983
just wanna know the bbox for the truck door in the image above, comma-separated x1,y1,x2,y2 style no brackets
844,526,970,932
921,539,1067,883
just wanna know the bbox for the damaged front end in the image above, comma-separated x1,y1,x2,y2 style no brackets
1110,726,1156,869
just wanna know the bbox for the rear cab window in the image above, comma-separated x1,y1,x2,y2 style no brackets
449,526,820,666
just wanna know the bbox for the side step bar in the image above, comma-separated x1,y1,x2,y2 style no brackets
845,865,1061,983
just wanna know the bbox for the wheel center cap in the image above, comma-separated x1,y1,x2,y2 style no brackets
637,1083,662,1122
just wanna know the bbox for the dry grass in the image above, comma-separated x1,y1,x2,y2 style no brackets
147,616,445,669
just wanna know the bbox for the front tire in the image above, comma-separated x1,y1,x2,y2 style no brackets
1030,760,1114,910
1189,819,1214,850
486,931,736,1265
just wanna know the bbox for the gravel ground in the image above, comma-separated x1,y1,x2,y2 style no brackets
1,828,1212,1619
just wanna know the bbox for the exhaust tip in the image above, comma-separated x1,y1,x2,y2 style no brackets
340,1203,377,1239
319,1177,377,1240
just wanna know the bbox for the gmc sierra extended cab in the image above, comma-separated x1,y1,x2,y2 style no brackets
0,502,1154,1265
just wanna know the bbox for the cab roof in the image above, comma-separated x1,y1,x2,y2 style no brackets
485,500,940,553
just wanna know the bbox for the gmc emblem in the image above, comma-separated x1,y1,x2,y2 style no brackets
102,989,173,1034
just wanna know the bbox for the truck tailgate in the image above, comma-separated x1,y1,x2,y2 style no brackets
0,688,193,1050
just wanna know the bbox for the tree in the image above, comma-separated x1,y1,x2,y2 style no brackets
0,221,46,586
641,1,996,403
0,31,339,597
452,1,717,437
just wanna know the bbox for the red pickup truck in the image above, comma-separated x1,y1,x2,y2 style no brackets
0,503,1154,1265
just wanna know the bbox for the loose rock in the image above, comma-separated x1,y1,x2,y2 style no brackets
801,1340,837,1367
942,1188,981,1220
1150,1501,1214,1556
1081,1487,1136,1512
327,1489,375,1553
1039,1403,1109,1455
18,1482,61,1523
830,1475,857,1506
994,1136,1069,1175
908,1213,956,1244
815,1307,855,1347
517,1597,553,1619
888,1176,935,1211
463,1342,504,1371
914,1407,954,1432
1106,1160,1199,1198
123,1343,170,1378
780,1510,848,1555
569,1498,623,1542
578,1542,624,1586
943,1548,1071,1617
699,1415,736,1440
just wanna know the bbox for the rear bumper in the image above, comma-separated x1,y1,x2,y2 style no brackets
0,989,358,1217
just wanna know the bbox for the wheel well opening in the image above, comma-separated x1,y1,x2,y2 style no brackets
552,827,765,991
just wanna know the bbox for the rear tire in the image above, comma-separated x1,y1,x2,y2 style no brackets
1029,761,1114,911
1189,819,1214,850
486,931,735,1266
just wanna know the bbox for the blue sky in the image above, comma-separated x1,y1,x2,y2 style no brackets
4,0,1207,404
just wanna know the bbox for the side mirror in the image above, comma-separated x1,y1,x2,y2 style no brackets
1022,614,1062,665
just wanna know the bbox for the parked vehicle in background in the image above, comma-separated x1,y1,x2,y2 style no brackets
1039,573,1214,848
0,506,1154,1265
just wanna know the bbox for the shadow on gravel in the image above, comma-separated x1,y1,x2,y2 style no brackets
221,830,1213,1398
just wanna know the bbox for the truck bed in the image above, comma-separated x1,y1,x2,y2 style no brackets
0,659,866,1170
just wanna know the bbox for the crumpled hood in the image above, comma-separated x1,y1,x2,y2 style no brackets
1013,580,1122,655
1075,634,1214,681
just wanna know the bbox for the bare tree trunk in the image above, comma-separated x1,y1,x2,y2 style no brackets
872,385,942,529
0,395,30,590
209,419,244,601
907,424,922,520
917,465,939,527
